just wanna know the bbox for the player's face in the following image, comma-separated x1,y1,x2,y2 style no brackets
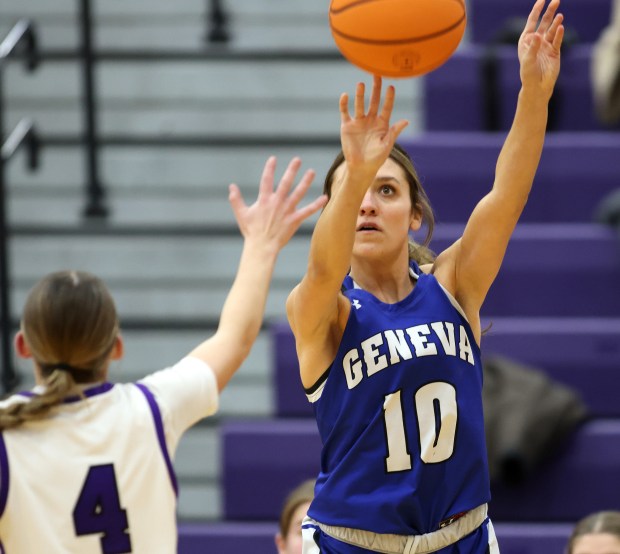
332,157,422,263
571,533,620,554
277,501,311,554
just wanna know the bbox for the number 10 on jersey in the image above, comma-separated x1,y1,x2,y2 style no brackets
383,382,458,472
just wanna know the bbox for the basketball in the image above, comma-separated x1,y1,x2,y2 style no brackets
329,0,467,78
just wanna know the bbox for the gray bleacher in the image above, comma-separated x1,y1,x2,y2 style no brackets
1,0,420,522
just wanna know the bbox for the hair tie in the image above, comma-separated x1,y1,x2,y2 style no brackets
41,363,91,373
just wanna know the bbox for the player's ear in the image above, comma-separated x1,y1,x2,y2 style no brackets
110,334,124,361
274,533,286,554
14,330,32,359
409,203,423,232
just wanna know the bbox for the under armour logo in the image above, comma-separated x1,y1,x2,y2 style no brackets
352,299,362,310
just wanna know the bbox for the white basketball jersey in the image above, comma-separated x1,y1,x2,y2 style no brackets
0,356,218,553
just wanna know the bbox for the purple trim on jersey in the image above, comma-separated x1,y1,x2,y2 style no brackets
64,382,115,403
0,433,9,518
134,383,179,497
16,382,114,403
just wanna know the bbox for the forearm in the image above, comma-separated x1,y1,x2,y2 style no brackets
217,239,279,352
492,87,550,210
307,166,374,283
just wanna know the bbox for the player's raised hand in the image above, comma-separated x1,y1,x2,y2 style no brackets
518,0,564,98
339,76,409,175
228,156,327,252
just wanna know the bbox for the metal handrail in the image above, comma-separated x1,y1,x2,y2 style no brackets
9,47,343,63
0,20,40,393
79,0,107,218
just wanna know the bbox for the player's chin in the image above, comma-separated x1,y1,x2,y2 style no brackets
352,241,384,260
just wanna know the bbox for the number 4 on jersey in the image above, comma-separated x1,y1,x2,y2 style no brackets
73,464,132,554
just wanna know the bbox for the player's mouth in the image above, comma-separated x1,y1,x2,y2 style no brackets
356,222,381,232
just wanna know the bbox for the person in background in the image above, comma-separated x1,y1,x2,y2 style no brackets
0,157,326,553
276,479,316,554
566,511,620,554
592,0,620,125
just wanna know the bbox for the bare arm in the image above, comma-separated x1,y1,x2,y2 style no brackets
189,157,327,391
287,78,409,386
435,0,564,324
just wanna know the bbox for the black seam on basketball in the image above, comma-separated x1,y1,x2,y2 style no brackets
331,0,466,16
331,13,466,45
330,0,384,15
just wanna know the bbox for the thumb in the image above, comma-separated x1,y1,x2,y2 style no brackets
524,33,542,60
388,119,410,145
228,183,247,226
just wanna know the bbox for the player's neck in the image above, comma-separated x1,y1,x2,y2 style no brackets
349,260,415,304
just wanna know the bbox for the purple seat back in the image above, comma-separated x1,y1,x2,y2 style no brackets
490,420,620,521
457,225,620,317
425,45,619,132
468,0,610,44
222,419,321,520
399,133,620,223
493,523,571,553
221,419,620,522
273,316,620,419
273,321,311,418
178,522,276,554
423,47,484,132
483,318,620,418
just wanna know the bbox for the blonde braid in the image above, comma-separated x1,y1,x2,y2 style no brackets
0,370,78,431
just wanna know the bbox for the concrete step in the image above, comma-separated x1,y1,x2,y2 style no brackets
2,0,330,50
8,234,310,319
5,62,419,137
176,425,221,520
7,146,342,189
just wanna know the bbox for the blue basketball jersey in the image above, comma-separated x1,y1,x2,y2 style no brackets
305,264,490,535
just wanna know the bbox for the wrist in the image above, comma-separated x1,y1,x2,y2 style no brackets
241,237,280,262
339,162,379,187
518,86,553,108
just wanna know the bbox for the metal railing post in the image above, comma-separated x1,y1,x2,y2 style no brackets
206,0,230,43
0,20,39,393
79,0,108,217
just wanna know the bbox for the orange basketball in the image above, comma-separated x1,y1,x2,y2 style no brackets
329,0,467,78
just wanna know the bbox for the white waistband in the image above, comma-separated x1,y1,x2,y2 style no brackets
307,504,488,554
